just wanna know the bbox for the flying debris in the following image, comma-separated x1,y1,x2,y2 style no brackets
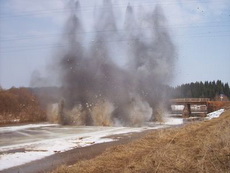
40,0,177,126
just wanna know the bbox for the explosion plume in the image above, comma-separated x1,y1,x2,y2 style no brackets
53,0,176,126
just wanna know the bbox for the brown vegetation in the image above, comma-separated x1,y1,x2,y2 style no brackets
54,109,230,173
207,101,230,112
0,88,46,125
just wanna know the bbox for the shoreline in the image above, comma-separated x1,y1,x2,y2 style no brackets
2,129,154,173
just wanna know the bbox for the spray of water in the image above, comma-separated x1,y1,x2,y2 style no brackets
46,0,176,126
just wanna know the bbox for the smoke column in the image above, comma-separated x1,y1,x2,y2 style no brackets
54,0,176,126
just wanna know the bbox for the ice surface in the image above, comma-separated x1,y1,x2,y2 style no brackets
0,115,188,171
0,125,168,171
0,110,224,171
0,123,59,133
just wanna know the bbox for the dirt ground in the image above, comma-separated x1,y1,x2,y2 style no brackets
53,109,230,173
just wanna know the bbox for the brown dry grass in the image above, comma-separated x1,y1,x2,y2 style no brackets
208,101,230,112
54,109,230,173
0,88,46,125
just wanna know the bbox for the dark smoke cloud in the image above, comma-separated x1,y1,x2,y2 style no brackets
53,0,176,126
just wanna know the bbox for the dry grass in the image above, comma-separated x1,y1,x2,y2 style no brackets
54,109,230,173
208,101,230,112
0,88,46,125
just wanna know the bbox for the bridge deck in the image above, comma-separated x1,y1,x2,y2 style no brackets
170,98,210,105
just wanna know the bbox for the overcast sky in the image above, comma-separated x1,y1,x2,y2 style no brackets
0,0,230,89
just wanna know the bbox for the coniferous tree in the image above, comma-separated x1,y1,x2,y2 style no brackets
171,80,230,99
224,83,230,97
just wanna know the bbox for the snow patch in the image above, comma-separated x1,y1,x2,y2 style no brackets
0,151,54,170
206,109,225,120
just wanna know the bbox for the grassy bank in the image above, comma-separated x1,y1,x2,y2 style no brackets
54,109,230,173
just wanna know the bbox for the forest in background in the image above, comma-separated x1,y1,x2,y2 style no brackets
0,80,229,125
171,80,230,100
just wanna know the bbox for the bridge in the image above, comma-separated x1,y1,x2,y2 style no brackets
170,98,210,117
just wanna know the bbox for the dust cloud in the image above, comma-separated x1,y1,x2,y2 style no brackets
47,0,176,126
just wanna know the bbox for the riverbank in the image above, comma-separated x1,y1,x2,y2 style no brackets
53,109,230,173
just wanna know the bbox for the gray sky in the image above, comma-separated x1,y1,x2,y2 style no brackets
0,0,230,88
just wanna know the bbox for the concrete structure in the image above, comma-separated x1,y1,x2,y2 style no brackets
170,98,210,117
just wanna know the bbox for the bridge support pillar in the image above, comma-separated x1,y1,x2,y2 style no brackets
183,104,191,118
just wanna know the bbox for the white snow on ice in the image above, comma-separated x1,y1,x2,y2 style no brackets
1,109,224,171
0,123,59,133
206,109,225,120
0,152,53,170
0,125,169,171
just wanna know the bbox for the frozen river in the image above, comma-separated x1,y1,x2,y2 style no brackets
0,109,223,172
0,118,184,171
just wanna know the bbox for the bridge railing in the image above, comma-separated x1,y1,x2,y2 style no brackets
170,98,210,103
